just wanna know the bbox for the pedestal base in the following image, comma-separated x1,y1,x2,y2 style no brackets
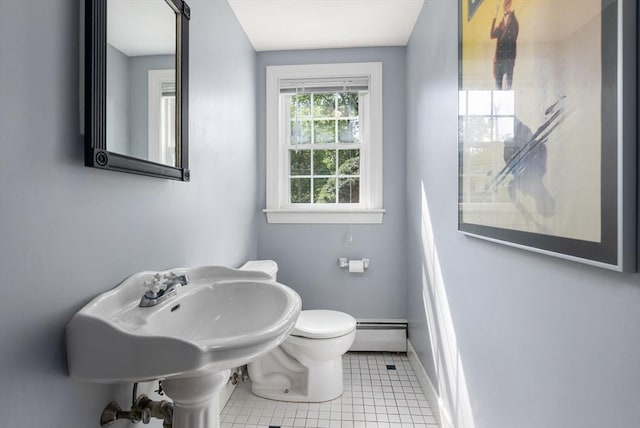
162,370,230,428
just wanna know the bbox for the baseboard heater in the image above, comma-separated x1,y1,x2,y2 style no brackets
349,319,407,352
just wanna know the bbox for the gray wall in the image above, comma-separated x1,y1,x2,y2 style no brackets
0,1,256,427
106,44,130,154
105,48,174,160
256,48,408,319
406,1,640,427
128,54,175,159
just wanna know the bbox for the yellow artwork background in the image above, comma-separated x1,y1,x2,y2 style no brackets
459,0,604,242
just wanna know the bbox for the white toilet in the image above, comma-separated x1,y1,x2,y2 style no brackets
240,260,356,402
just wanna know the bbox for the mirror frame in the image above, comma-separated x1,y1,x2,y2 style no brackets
84,0,191,181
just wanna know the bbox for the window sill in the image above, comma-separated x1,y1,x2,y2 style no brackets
264,209,385,224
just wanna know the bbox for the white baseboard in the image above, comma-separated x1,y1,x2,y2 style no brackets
407,340,454,428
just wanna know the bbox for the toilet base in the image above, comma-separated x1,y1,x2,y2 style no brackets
251,357,345,402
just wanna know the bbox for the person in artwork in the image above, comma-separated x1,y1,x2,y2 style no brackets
491,0,519,89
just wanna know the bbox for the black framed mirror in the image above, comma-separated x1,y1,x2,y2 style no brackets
83,0,190,181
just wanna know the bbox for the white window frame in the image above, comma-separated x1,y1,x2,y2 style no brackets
148,69,175,166
264,62,384,224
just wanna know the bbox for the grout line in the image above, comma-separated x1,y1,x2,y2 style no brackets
220,351,440,428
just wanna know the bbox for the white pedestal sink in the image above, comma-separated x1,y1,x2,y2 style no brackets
66,266,301,428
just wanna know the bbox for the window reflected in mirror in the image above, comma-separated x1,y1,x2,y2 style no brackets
106,0,177,167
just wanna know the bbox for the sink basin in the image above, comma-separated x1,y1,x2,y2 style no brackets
66,266,301,383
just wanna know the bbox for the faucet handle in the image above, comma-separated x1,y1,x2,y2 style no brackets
164,272,177,281
143,278,161,297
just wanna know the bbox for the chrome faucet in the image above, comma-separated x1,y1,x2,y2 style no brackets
139,272,189,307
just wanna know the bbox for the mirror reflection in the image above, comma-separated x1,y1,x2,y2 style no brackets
107,0,177,167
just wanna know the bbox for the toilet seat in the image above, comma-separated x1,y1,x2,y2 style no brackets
292,310,356,339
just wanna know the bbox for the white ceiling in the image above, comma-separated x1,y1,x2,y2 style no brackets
108,0,176,57
227,0,425,52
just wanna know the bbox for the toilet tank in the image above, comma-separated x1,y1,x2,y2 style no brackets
239,260,278,280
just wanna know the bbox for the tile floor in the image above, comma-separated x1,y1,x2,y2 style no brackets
220,352,439,428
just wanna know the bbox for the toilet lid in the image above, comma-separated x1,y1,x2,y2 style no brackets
292,310,356,339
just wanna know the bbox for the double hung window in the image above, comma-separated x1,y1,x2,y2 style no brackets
265,63,384,224
148,69,176,167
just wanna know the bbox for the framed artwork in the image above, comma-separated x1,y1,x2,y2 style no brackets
467,0,485,21
458,0,637,271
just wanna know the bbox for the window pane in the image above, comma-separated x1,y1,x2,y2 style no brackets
337,92,358,117
338,149,360,176
313,150,336,176
467,90,492,115
290,94,311,117
313,94,335,117
466,116,494,143
314,120,335,143
493,90,514,115
338,119,359,143
338,178,360,203
314,178,336,203
291,120,311,144
496,117,515,141
161,95,176,166
290,150,311,176
290,178,311,203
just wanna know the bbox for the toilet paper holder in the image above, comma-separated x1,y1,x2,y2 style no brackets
338,258,370,270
